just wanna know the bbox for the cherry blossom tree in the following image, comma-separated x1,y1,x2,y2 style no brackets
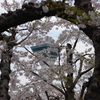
0,0,100,100
7,18,93,100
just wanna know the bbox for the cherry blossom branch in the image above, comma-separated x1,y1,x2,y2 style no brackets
31,71,65,94
71,61,93,89
0,0,95,34
0,2,62,33
16,31,32,45
74,54,93,63
11,57,65,96
3,0,11,11
71,60,83,89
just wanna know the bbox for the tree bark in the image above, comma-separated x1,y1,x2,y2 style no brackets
65,89,75,100
0,2,65,34
74,1,100,99
0,46,12,100
84,28,100,100
64,43,75,100
74,0,93,13
0,29,16,99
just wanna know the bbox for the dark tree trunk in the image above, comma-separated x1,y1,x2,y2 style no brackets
64,43,75,100
0,48,12,100
65,89,75,100
0,31,15,100
84,28,100,100
74,0,93,13
74,0,100,99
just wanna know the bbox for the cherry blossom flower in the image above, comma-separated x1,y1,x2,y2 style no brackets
42,5,49,13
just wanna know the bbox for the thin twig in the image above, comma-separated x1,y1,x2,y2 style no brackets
79,82,88,99
61,80,66,92
16,32,32,45
80,67,93,76
74,54,94,63
72,38,78,50
45,91,50,100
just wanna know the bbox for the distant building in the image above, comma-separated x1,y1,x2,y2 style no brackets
31,43,58,67
31,43,58,58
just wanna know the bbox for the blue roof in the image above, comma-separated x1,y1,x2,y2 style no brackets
31,43,58,58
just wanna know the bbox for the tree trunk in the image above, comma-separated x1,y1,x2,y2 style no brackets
84,28,100,100
65,89,75,100
64,43,75,100
74,0,100,98
0,50,12,100
0,37,14,100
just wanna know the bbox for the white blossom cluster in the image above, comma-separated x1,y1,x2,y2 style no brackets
88,11,100,27
76,11,100,28
91,0,100,9
42,5,49,13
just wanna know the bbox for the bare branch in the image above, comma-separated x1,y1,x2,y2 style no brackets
78,60,83,74
74,54,93,63
79,82,88,99
72,38,78,50
18,28,28,31
61,80,66,92
71,60,83,89
80,67,93,76
45,91,50,100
